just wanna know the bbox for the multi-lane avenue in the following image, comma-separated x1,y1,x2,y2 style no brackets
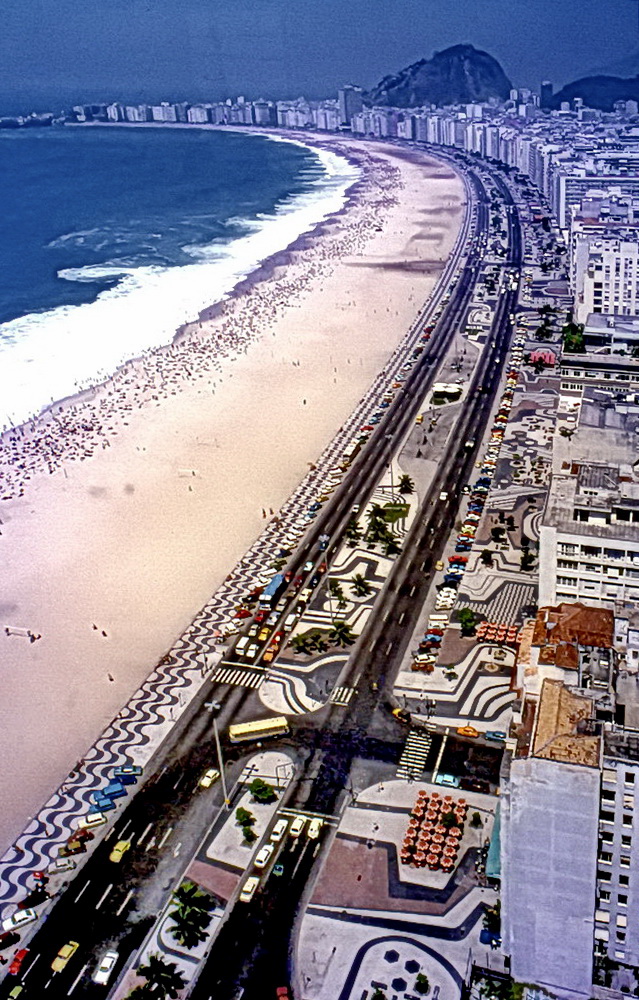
0,150,522,1000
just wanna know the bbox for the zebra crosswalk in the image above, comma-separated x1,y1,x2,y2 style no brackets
396,729,434,780
330,685,356,707
211,666,265,690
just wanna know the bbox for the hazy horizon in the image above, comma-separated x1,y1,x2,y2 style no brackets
2,0,638,115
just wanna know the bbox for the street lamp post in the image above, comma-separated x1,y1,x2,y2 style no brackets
204,700,231,810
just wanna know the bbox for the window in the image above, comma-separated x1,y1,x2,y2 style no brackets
602,790,616,801
603,769,617,783
626,773,635,785
618,894,628,906
620,855,631,868
600,810,615,822
600,851,613,863
623,814,633,827
617,914,628,928
599,889,611,902
598,869,612,881
622,835,632,848
596,909,610,923
624,795,634,809
601,832,614,844
619,874,629,886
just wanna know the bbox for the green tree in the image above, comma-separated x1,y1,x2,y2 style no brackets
382,532,402,557
398,474,415,495
328,579,347,610
480,549,493,567
350,573,372,597
290,634,313,655
441,810,457,828
520,551,535,572
562,319,585,353
249,778,276,804
136,953,186,998
170,907,211,949
235,807,255,828
471,811,483,828
242,825,257,844
365,505,389,545
414,972,431,995
344,517,363,547
490,526,505,543
328,620,356,648
171,881,211,915
458,608,478,636
371,990,387,1000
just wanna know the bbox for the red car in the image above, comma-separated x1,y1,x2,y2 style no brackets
8,948,29,975
254,609,269,623
234,607,252,620
276,989,291,999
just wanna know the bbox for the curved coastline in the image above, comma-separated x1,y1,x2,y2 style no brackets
0,134,465,857
0,126,360,433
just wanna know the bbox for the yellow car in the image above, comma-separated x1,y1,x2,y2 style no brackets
109,839,131,863
51,941,79,973
199,768,220,789
258,626,271,642
457,725,480,739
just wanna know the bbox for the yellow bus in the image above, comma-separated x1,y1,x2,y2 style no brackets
228,716,289,744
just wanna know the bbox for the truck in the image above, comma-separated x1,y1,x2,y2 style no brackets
258,573,285,609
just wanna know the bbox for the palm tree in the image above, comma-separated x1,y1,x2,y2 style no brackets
382,534,402,557
398,474,415,495
328,620,356,647
171,881,209,912
136,953,186,998
170,907,211,949
365,507,389,545
350,573,371,597
307,632,329,653
290,634,313,655
328,579,347,610
344,517,362,547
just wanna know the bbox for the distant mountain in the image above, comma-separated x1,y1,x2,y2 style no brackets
551,73,639,111
366,44,512,109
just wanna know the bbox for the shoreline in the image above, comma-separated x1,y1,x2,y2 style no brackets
0,124,359,436
0,135,465,854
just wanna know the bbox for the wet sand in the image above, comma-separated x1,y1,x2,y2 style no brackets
0,134,464,853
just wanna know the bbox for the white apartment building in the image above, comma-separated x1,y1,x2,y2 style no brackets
573,237,639,323
539,462,639,609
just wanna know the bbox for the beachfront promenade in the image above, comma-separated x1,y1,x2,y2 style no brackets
0,139,470,906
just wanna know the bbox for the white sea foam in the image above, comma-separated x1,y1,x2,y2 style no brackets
0,138,359,430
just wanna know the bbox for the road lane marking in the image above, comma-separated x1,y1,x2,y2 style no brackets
172,774,185,790
116,888,134,916
104,827,118,842
158,826,173,849
409,585,416,597
118,819,133,839
96,883,113,910
22,952,40,980
68,962,88,995
74,880,91,903
173,842,182,857
137,822,152,846
385,642,394,655
398,612,406,625
145,836,156,852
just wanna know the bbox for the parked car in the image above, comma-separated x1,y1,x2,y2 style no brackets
289,816,306,838
270,819,289,843
8,949,29,976
254,845,274,870
1,910,37,934
49,858,77,874
239,876,260,903
485,730,507,742
76,812,106,830
307,818,323,840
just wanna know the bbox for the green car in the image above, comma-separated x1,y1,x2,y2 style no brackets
272,864,284,877
9,986,25,998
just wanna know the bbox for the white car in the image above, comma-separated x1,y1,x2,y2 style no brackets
76,812,107,830
270,819,289,843
2,908,37,933
92,950,119,986
289,815,306,838
239,875,260,902
49,857,77,873
307,818,323,840
254,845,274,869
199,768,220,789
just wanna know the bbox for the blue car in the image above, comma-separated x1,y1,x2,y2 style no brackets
485,730,507,742
91,794,116,811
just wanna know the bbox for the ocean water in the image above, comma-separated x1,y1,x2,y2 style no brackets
0,126,358,429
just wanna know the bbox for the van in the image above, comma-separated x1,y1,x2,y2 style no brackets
284,613,297,630
270,819,289,843
235,637,250,657
289,816,306,838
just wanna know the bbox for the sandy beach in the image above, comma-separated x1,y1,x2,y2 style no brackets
0,133,464,854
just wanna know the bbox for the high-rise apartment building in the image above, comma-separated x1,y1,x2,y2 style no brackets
337,85,363,126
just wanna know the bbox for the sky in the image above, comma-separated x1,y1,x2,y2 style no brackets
2,0,639,111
